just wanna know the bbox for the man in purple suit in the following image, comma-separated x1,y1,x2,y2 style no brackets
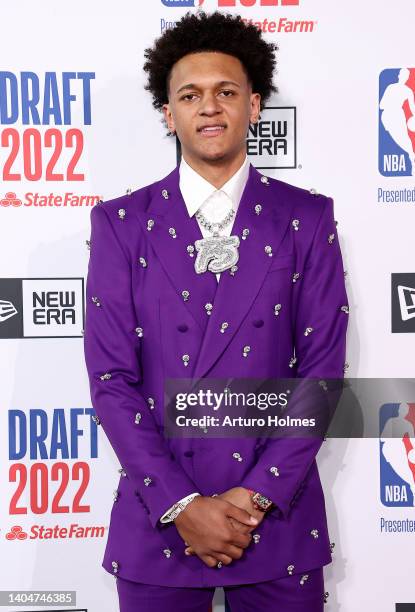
83,10,348,612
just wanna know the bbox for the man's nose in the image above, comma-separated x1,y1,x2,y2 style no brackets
198,93,222,115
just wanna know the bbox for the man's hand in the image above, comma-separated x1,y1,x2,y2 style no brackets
184,488,266,561
173,495,258,568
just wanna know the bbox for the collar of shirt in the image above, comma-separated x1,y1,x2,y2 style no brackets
179,154,251,220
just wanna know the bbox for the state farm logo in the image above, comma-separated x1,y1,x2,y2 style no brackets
6,525,28,540
4,524,108,540
0,191,100,207
0,191,22,207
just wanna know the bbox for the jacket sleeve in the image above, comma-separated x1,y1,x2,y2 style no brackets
239,195,348,518
83,203,200,528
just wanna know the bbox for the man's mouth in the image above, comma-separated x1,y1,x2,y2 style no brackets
198,125,227,137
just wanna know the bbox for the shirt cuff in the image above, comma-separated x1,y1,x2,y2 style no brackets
159,492,201,524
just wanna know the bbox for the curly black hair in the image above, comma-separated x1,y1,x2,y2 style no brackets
143,10,278,116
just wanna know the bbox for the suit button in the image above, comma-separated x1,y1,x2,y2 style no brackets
177,324,188,332
184,450,194,457
252,319,264,327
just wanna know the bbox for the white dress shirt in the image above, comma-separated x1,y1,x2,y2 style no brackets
158,155,251,524
179,154,251,282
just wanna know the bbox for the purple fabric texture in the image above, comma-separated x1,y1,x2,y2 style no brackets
116,566,324,612
83,163,348,587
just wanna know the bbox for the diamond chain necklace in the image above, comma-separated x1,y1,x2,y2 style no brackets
195,207,235,236
193,206,240,274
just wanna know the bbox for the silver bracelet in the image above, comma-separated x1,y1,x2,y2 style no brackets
162,493,201,523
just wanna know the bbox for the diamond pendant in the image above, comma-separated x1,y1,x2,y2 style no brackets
194,232,240,274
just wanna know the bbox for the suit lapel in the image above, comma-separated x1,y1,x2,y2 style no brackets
133,163,294,378
134,165,218,333
192,164,294,379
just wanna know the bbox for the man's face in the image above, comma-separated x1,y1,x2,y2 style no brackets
162,51,260,163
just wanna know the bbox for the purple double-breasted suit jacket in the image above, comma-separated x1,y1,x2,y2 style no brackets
83,162,348,587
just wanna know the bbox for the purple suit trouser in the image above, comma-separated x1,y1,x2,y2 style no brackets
116,567,324,612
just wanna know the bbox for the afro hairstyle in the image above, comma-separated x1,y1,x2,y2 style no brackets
143,10,278,119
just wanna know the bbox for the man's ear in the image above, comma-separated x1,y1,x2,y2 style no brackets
250,92,261,124
162,103,176,135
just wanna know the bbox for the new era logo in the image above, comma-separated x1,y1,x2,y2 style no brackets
391,274,415,333
0,299,18,323
398,285,415,320
0,278,84,338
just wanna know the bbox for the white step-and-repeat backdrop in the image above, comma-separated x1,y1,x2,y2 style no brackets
1,1,415,611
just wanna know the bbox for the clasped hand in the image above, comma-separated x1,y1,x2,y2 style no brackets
173,487,266,568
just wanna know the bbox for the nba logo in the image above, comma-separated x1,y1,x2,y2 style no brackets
378,68,415,177
379,403,415,507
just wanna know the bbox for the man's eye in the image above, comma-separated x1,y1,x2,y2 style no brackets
220,90,234,97
181,94,197,101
